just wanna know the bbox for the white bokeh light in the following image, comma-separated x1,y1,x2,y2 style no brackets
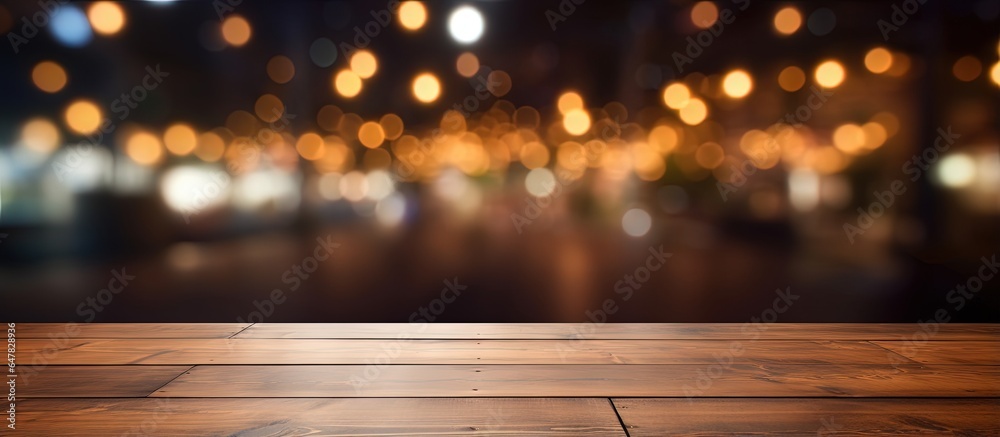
524,168,556,197
622,208,652,237
448,6,485,44
936,154,976,188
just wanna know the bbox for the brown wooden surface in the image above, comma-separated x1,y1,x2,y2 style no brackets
14,323,249,338
237,323,1000,340
872,340,1000,365
612,398,1000,436
18,338,913,365
6,323,998,435
17,398,626,436
151,364,1000,397
16,366,190,398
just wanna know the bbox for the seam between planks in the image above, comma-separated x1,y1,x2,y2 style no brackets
608,398,632,437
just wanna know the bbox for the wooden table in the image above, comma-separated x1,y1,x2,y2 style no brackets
11,323,1000,435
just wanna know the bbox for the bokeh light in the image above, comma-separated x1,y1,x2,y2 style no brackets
936,154,976,188
678,98,708,125
778,66,805,91
562,108,591,136
448,6,484,44
32,61,67,93
773,7,802,35
953,55,982,82
622,208,652,237
864,47,893,74
358,122,386,149
266,55,295,84
662,83,691,109
20,118,61,154
164,123,197,156
412,73,441,103
399,1,427,31
335,70,363,98
88,2,125,35
690,2,718,29
722,69,753,98
814,60,845,88
296,133,326,161
456,52,480,77
125,131,165,165
254,94,285,122
557,91,584,115
350,50,378,79
50,6,93,47
221,15,251,47
64,100,102,134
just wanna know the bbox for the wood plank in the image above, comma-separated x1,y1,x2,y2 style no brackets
17,338,908,365
17,366,190,398
16,398,626,436
13,323,249,339
612,398,1000,436
236,323,1000,340
872,341,1000,365
151,364,1000,398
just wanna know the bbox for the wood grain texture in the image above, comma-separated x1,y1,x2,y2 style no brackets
17,338,908,365
16,366,190,398
151,364,1000,398
13,323,249,339
872,341,1000,365
16,398,625,436
612,398,1000,436
236,323,1000,340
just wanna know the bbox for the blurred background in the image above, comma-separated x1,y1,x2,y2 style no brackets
0,0,998,322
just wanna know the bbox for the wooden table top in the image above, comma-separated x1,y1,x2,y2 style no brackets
9,323,1000,436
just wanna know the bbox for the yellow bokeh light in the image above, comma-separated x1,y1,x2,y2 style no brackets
266,55,295,84
557,91,584,115
88,2,124,35
398,1,427,31
690,1,718,29
990,62,1000,87
832,123,866,154
864,47,893,74
952,55,982,82
562,108,591,136
519,141,550,169
358,121,386,149
21,118,60,154
64,100,102,134
778,66,805,91
195,132,226,162
125,131,164,165
334,70,363,98
662,83,690,109
164,123,197,156
32,61,67,93
221,15,251,47
412,73,441,103
254,94,284,123
648,125,679,154
861,122,888,150
722,69,753,98
773,7,801,35
678,98,708,125
296,133,326,161
814,60,845,88
695,142,725,169
379,113,404,140
350,50,378,79
456,52,479,78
